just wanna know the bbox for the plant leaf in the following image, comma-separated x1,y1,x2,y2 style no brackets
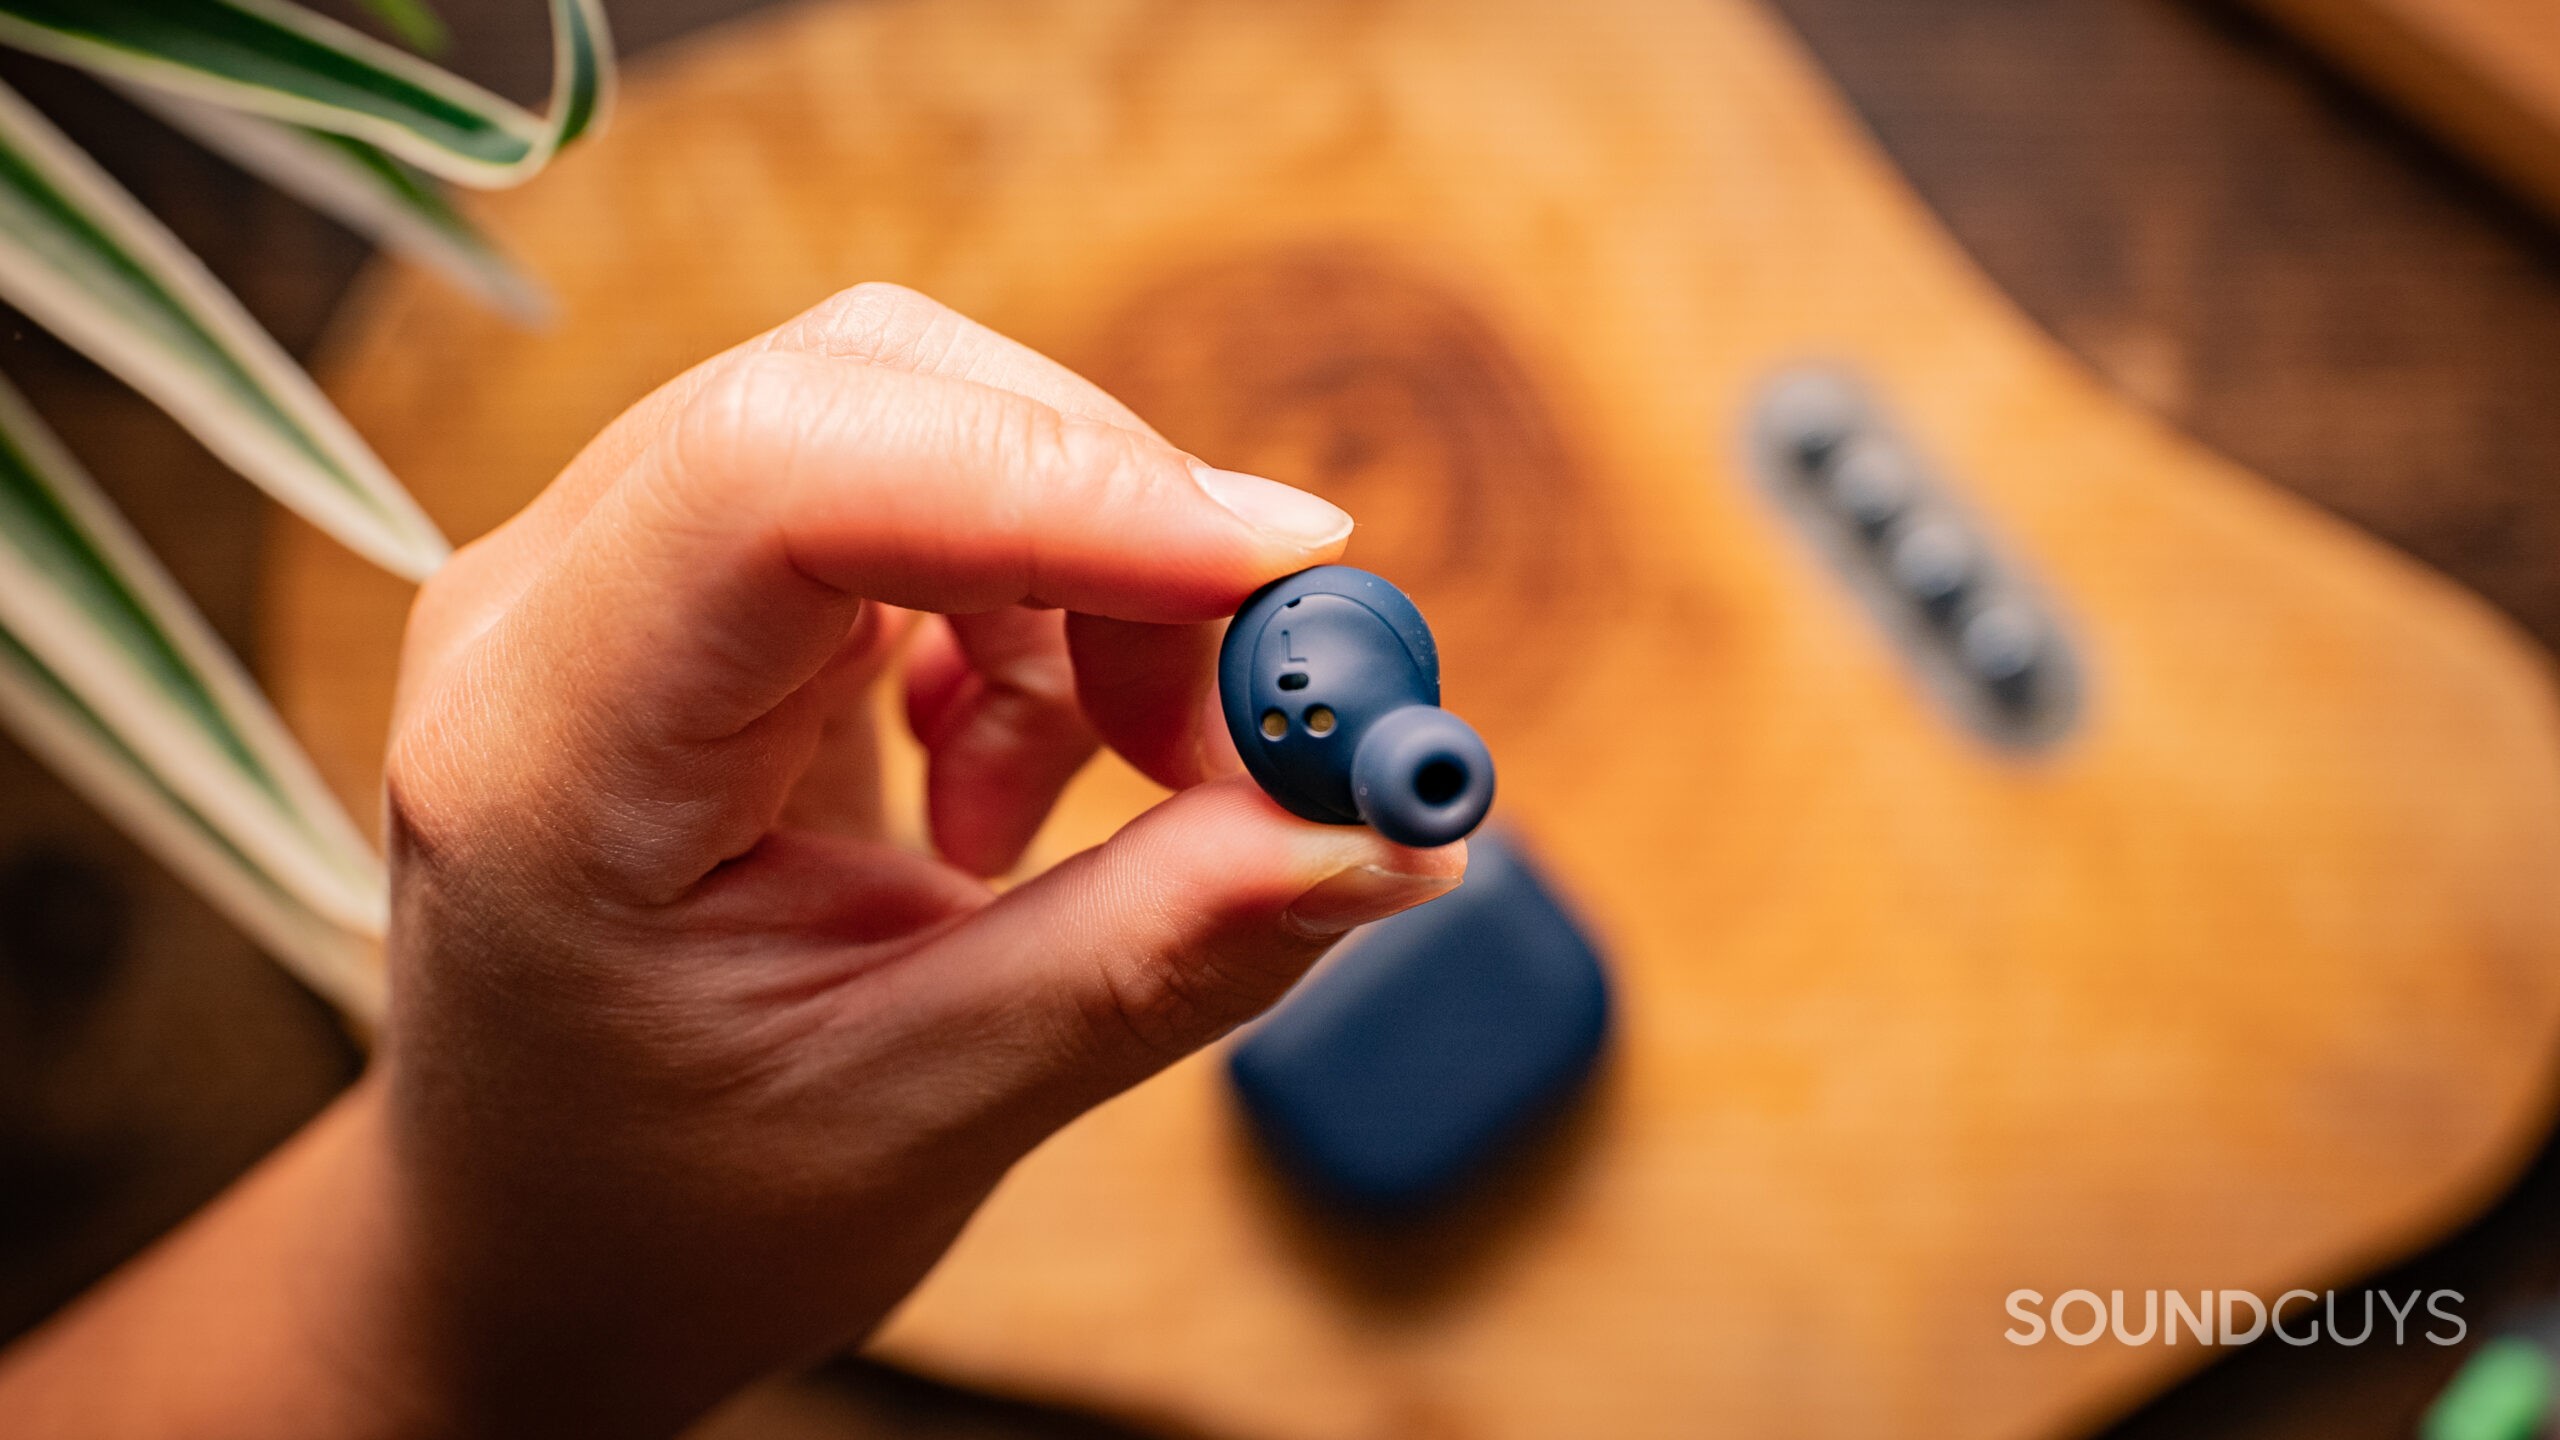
0,369,387,937
0,76,449,579
0,624,383,1020
356,0,446,56
124,82,547,322
0,0,612,188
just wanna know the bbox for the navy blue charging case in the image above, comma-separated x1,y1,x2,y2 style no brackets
1229,830,1611,1212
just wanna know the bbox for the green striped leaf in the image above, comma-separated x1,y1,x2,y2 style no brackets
0,623,382,1018
0,371,385,938
355,0,447,55
0,0,611,188
0,0,614,1014
0,76,449,579
127,83,547,321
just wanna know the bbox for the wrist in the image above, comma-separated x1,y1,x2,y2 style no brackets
0,1078,460,1438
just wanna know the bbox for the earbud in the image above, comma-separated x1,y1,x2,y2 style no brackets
1219,566,1494,848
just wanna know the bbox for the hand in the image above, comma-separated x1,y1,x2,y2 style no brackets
377,283,1469,1429
0,285,1464,1438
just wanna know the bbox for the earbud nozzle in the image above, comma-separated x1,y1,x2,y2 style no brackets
1350,705,1495,848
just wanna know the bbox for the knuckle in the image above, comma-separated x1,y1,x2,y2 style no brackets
382,673,663,914
658,352,836,523
381,643,584,901
995,412,1174,595
1004,405,1157,510
400,532,502,655
672,350,805,467
795,281,956,366
991,642,1082,713
993,391,1075,480
398,576,463,668
381,691,485,876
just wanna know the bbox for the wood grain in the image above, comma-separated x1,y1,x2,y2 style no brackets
264,0,2560,1436
2244,0,2560,224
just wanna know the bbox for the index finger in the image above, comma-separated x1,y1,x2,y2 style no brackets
417,350,1349,900
401,284,1170,690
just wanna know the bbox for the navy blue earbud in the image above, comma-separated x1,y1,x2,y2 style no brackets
1218,566,1494,848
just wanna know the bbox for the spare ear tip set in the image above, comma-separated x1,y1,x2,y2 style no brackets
1218,564,1495,848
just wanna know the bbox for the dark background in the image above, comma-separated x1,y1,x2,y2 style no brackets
1,1,2556,1435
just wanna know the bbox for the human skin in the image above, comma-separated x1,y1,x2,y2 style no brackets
0,285,1465,1438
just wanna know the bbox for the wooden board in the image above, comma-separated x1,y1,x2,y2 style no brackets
264,0,2560,1435
2246,0,2560,225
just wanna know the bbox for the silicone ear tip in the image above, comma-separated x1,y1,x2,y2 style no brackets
1350,705,1495,848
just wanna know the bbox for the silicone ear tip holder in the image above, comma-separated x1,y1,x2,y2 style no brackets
1218,565,1495,847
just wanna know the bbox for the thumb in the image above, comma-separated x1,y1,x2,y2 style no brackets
919,778,1466,1124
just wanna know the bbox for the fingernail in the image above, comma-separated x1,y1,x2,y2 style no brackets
1191,462,1353,549
1283,862,1462,939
